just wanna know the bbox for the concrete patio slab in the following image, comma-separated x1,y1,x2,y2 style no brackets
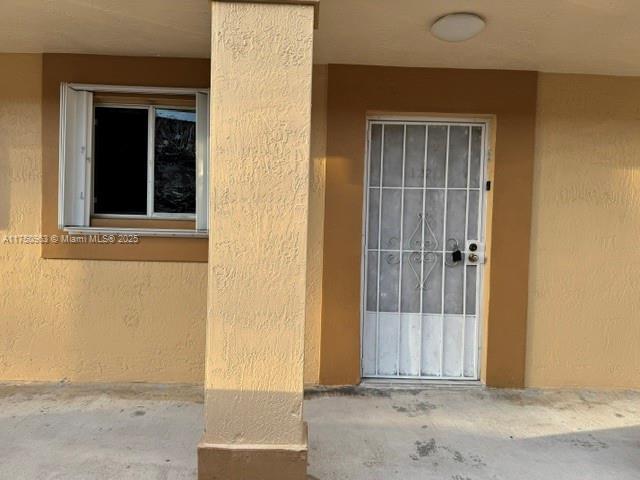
0,383,203,480
0,384,638,479
306,386,640,480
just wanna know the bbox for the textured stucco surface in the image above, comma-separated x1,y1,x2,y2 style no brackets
5,54,639,393
0,52,326,386
527,73,640,388
304,64,327,386
320,65,538,387
205,2,315,445
0,54,208,384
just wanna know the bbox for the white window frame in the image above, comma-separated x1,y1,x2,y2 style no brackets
58,83,210,238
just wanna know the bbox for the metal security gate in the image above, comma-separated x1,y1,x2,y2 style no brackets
361,118,488,380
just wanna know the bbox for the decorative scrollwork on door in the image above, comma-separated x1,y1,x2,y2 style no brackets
408,251,438,290
407,213,439,251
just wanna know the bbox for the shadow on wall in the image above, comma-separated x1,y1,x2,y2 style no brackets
0,146,8,230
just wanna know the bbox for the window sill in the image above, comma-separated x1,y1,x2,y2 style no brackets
64,226,208,239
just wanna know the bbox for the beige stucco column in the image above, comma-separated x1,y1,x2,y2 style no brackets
198,1,318,479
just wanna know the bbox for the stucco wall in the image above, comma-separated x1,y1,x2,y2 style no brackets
40,54,210,262
527,73,640,388
0,54,208,383
3,54,640,390
205,1,314,445
304,64,327,386
0,53,326,386
320,65,537,387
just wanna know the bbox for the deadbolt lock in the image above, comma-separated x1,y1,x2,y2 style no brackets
465,240,486,265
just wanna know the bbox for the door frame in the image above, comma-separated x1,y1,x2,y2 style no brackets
359,114,492,382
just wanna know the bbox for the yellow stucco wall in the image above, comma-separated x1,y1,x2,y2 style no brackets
4,53,640,390
304,64,327,386
204,2,314,445
0,53,325,386
527,72,640,388
0,54,208,383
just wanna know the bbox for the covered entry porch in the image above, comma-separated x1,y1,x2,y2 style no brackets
2,1,640,479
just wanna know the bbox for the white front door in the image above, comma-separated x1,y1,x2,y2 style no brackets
362,118,488,380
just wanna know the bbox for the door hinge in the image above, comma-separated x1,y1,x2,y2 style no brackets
486,181,491,191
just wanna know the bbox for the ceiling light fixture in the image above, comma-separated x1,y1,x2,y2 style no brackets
430,13,486,42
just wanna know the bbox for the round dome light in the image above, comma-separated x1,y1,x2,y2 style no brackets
430,13,486,42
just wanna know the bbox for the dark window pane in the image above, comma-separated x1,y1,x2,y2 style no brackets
93,107,148,215
154,109,196,214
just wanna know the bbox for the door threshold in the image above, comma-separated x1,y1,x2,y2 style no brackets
304,380,484,399
360,378,483,390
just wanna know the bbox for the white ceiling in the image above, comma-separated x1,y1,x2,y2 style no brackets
0,0,211,58
2,0,640,76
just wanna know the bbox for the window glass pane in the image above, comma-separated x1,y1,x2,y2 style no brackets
93,107,148,215
154,109,196,214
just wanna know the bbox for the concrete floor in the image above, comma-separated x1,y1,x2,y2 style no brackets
0,384,639,479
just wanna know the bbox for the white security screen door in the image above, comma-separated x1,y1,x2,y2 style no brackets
362,118,487,380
